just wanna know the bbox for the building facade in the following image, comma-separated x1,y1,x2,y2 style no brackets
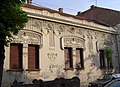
2,4,118,87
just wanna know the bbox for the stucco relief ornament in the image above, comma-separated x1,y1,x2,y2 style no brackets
77,28,82,34
102,33,106,40
68,27,75,34
27,19,42,33
47,22,54,30
41,28,49,36
47,53,57,61
94,31,99,39
59,25,65,33
54,30,61,37
32,20,42,29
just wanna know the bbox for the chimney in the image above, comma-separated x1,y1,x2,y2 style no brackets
91,5,95,8
77,11,81,15
58,8,63,13
27,0,32,4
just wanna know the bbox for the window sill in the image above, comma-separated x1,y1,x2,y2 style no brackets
6,69,24,72
26,69,41,71
64,68,74,71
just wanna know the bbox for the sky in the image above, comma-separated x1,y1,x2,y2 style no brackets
32,0,120,15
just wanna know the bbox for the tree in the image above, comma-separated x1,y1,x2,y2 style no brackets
0,0,28,86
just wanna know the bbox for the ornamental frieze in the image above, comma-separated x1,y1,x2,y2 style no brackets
67,27,76,34
86,30,93,38
24,18,116,43
41,27,49,36
61,36,85,49
94,31,100,39
98,40,113,49
12,30,42,45
77,28,84,35
43,21,55,31
59,25,65,32
24,18,42,33
54,29,61,37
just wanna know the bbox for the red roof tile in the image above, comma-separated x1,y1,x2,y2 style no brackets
77,5,120,26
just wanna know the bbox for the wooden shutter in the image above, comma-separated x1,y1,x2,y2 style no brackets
80,48,84,68
64,48,69,68
28,45,39,69
76,48,84,69
10,43,23,69
99,50,105,68
76,49,80,62
76,48,81,68
64,47,73,68
69,48,73,68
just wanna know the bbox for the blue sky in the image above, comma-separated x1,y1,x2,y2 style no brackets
32,0,120,15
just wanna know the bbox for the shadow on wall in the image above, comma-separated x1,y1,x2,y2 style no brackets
11,76,80,87
2,69,33,87
82,33,119,83
2,68,77,87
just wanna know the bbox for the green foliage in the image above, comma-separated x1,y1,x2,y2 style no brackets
105,48,112,62
0,0,28,43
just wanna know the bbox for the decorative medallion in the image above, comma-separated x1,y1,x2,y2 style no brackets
47,53,57,61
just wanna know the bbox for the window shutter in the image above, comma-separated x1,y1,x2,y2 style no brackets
76,49,81,67
64,48,69,68
10,43,23,69
64,47,73,68
80,49,84,68
76,48,84,69
28,45,39,69
99,50,105,69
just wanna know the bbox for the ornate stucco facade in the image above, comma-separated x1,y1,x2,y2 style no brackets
2,4,119,87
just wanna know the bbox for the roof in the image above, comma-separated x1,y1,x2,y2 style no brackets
77,5,120,27
23,4,110,27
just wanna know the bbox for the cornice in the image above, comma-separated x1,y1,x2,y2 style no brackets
22,7,116,34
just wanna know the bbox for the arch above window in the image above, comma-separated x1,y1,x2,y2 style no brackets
11,30,43,47
96,40,113,51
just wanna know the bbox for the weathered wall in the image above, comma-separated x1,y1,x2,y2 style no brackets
2,7,118,87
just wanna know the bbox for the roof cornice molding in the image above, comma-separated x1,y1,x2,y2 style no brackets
22,7,116,34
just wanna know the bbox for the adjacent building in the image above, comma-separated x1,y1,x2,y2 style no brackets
2,4,118,87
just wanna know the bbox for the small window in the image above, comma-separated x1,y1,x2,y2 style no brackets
64,47,73,69
28,44,39,70
76,48,84,69
10,43,23,69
